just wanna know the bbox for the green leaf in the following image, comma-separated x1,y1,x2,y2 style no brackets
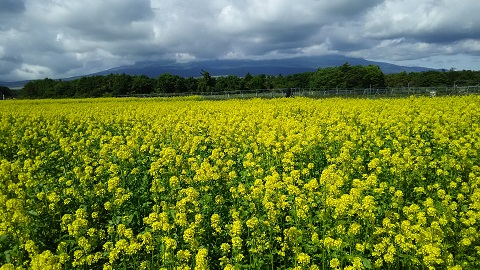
4,250,11,263
362,257,372,269
0,234,8,243
28,210,39,217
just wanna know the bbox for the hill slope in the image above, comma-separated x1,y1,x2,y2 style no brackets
93,55,432,78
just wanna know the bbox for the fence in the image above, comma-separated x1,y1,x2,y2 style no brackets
119,85,480,99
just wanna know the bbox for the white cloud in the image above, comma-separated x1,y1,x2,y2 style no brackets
174,53,196,63
13,64,53,80
298,40,337,56
460,39,480,54
364,0,480,41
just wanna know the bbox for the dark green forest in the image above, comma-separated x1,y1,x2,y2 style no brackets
0,86,14,99
3,63,480,99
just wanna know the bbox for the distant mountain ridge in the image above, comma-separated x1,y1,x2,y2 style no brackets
0,80,31,89
93,55,433,78
1,55,434,88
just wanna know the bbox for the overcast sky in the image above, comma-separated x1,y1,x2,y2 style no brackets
1,0,480,81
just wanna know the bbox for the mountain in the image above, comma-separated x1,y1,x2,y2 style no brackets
0,80,30,89
1,55,434,88
92,55,433,78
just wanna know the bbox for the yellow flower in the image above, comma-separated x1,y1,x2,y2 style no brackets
211,213,222,234
297,252,311,265
0,264,16,270
30,250,62,270
323,237,335,249
104,201,113,211
194,248,209,270
183,227,195,244
355,243,365,253
330,258,340,269
177,249,191,262
224,264,235,270
348,223,361,236
352,257,363,270
246,217,258,229
169,176,180,187
220,243,231,255
232,236,243,250
230,220,242,237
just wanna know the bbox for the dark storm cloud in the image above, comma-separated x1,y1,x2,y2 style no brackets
0,58,20,74
320,0,384,18
1,0,480,81
0,0,26,14
37,0,155,42
1,55,22,64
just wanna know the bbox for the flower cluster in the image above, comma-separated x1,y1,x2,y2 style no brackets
1,96,480,269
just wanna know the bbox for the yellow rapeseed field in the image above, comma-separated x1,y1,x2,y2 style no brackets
1,96,479,269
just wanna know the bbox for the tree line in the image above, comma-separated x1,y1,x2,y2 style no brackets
3,63,480,99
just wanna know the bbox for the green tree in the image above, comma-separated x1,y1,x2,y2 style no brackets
264,75,277,89
72,76,105,97
173,76,186,93
156,74,186,93
285,72,314,88
247,74,267,90
156,73,179,93
272,74,287,88
416,71,449,87
0,86,14,99
131,75,154,94
215,75,242,92
110,74,132,96
242,72,253,89
52,81,74,97
20,78,57,98
184,77,198,93
197,70,216,92
363,65,386,88
311,67,343,89
342,64,359,88
385,71,411,87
